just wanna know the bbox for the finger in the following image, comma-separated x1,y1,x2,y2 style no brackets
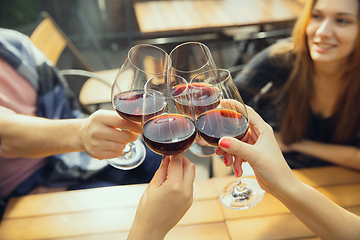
195,134,207,146
101,128,139,145
98,140,127,153
215,147,225,156
246,126,259,145
245,106,269,137
151,156,171,187
94,110,142,134
197,138,207,146
167,153,184,182
233,156,243,177
223,152,233,167
219,137,257,165
220,99,246,115
182,157,195,188
89,150,126,160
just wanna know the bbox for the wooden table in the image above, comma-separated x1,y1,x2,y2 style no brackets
1,166,360,240
134,0,303,34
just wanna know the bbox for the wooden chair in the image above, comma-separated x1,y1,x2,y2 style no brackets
30,11,93,70
30,11,115,112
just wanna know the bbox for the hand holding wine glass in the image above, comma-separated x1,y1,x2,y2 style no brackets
128,153,195,240
110,44,170,170
142,73,198,201
190,69,265,210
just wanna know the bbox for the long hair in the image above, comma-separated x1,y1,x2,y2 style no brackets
273,0,360,145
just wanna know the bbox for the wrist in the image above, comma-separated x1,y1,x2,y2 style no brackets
272,175,305,203
75,118,87,151
128,217,166,240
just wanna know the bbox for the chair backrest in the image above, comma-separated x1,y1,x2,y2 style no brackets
30,16,66,65
30,12,93,71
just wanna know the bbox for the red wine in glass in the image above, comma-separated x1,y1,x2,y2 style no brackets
172,83,221,117
142,114,196,156
113,90,165,123
196,109,249,147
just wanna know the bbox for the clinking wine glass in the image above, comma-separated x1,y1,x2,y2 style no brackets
110,44,171,170
142,74,197,199
190,69,265,210
169,42,218,157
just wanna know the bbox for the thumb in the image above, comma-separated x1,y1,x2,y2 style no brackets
218,137,258,165
150,156,171,187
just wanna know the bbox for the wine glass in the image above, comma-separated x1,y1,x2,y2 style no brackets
169,42,218,157
190,69,265,210
142,74,196,156
142,74,197,199
110,44,171,170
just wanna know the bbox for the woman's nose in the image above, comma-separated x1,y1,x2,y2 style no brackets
316,19,333,38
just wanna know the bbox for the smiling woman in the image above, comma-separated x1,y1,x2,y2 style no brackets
306,0,359,64
233,0,360,170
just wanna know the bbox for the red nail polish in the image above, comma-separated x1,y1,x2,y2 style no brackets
220,138,231,148
235,170,240,177
223,157,228,165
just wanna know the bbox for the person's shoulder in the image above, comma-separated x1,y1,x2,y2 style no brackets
0,28,30,44
242,43,289,74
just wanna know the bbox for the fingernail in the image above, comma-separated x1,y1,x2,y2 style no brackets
223,157,228,165
235,170,240,177
215,147,219,155
220,138,231,148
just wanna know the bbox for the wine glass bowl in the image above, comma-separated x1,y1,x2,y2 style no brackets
190,69,265,210
169,42,216,80
110,44,171,170
169,42,218,157
142,74,196,156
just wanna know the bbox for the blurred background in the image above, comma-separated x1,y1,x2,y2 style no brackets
0,0,298,72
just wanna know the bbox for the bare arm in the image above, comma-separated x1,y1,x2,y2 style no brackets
217,107,360,240
275,133,360,170
0,109,141,160
274,181,360,240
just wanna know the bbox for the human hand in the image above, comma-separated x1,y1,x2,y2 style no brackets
79,109,141,160
128,154,195,240
195,134,207,146
216,106,299,196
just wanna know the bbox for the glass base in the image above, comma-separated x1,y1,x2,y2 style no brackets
219,178,265,210
189,142,216,157
107,138,146,170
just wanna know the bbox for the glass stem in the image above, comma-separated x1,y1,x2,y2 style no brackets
122,143,132,158
231,164,252,200
231,164,243,189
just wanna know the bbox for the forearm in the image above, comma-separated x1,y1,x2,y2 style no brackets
127,219,166,240
0,114,84,158
292,140,360,170
275,181,360,239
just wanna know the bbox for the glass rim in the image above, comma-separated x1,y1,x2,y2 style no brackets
127,44,172,75
144,74,189,98
169,42,213,74
189,68,231,87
